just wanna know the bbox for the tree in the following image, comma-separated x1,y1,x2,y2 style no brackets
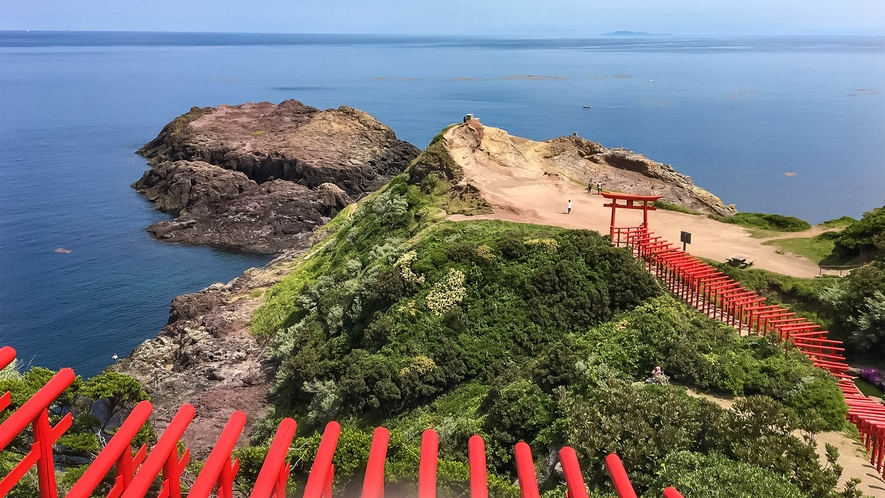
81,371,149,431
0,363,152,496
847,291,885,356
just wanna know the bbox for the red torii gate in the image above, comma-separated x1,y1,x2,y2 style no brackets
602,192,660,242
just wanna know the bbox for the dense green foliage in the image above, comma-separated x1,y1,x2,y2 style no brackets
646,451,808,498
820,261,885,362
243,145,857,497
0,363,152,496
265,178,659,423
559,385,851,497
818,216,857,229
710,212,812,232
578,297,847,430
820,205,885,264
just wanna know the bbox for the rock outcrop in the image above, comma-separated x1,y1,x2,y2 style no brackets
134,100,419,252
111,252,300,458
133,161,349,253
439,122,736,216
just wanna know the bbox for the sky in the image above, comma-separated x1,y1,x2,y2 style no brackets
1,0,884,36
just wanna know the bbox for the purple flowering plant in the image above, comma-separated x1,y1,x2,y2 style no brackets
860,368,885,390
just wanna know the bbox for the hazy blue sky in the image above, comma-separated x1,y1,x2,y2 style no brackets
2,0,884,36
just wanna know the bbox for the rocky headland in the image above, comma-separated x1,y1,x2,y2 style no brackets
416,120,736,216
119,118,740,455
133,100,419,253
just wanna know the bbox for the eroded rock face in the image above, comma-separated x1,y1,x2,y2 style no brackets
591,147,736,216
133,161,349,253
134,100,419,252
111,254,299,458
443,123,736,216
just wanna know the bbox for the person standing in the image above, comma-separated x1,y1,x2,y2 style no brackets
597,182,603,194
567,200,572,214
588,179,594,193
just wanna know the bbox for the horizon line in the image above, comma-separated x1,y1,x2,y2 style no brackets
2,29,884,38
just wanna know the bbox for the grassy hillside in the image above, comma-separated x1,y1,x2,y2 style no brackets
244,131,858,498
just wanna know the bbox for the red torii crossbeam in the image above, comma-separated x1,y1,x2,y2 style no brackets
602,193,660,241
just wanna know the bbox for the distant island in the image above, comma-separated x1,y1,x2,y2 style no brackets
602,31,672,36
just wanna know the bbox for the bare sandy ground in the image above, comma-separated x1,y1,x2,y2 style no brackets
817,431,885,497
449,168,833,278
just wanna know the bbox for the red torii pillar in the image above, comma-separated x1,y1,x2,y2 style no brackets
601,193,661,240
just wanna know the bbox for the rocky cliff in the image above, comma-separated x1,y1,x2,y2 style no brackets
134,100,419,252
437,122,736,216
111,251,301,458
132,161,350,253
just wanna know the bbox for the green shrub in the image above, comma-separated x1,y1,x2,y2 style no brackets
264,193,660,421
557,380,725,492
572,295,847,429
651,200,701,215
821,261,885,361
647,451,806,498
482,380,553,446
823,205,885,263
818,216,856,228
711,212,812,232
785,373,849,431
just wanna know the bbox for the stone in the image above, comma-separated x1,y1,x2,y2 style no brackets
133,100,420,253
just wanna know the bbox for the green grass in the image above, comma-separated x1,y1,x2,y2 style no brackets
250,130,266,136
651,200,702,216
710,212,811,234
426,124,456,147
762,237,835,264
854,378,885,398
817,216,856,228
746,228,783,239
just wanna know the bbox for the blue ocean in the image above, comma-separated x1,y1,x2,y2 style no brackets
1,32,883,377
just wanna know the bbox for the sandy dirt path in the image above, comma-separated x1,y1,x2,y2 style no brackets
449,168,834,278
817,431,885,497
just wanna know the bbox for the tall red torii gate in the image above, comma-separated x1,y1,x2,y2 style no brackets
601,192,660,244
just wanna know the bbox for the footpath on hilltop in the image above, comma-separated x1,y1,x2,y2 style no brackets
437,120,840,278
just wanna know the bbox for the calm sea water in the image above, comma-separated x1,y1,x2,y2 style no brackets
1,32,883,376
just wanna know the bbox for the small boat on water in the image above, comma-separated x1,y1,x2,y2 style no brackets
648,79,654,83
583,105,592,109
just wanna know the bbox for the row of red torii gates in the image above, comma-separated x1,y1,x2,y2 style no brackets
603,192,885,480
0,343,679,498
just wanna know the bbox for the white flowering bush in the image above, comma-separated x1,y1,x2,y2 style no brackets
426,268,467,316
400,355,437,376
524,237,559,253
395,250,425,284
475,244,494,260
